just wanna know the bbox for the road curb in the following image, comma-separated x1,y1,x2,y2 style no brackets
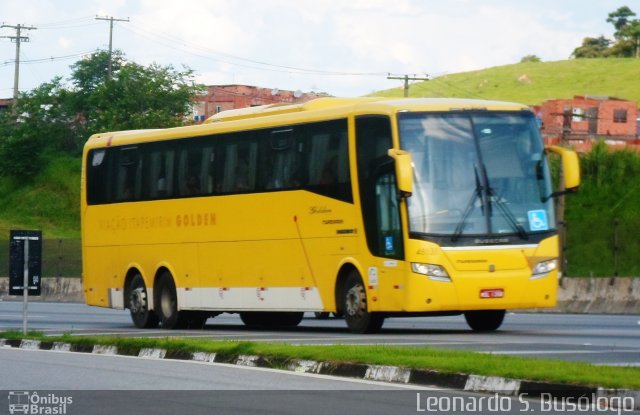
2,338,639,410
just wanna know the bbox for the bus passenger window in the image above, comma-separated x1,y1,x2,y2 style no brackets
184,174,200,195
319,156,338,185
178,146,208,197
235,155,250,191
149,149,174,199
304,119,350,202
116,147,142,202
221,140,257,193
203,147,215,194
266,128,299,190
86,149,110,205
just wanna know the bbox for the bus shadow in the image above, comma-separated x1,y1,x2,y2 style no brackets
198,321,507,337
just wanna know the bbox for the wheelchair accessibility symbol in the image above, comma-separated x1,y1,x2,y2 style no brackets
527,210,549,231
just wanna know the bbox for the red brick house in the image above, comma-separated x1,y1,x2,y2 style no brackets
192,85,327,122
0,98,13,113
539,96,639,151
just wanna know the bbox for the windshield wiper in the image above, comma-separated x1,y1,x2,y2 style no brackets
487,187,529,240
452,167,483,242
452,166,529,242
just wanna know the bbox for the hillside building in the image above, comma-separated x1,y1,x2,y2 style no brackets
539,96,639,151
192,85,327,122
0,98,13,113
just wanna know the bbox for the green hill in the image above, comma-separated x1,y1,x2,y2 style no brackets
378,58,640,106
0,155,80,239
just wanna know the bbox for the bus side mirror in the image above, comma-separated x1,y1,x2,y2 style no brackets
387,149,413,198
547,145,580,191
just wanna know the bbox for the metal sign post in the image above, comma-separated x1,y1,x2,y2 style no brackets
9,230,42,334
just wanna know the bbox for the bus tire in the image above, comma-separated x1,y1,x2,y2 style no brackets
154,271,188,329
278,312,304,327
342,271,384,334
314,312,331,319
464,310,506,332
239,312,263,327
128,274,159,329
183,311,209,329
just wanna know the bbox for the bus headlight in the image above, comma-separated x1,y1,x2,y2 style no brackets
531,259,558,280
411,263,451,282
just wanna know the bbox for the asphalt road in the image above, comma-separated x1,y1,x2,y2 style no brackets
3,348,636,415
1,301,639,366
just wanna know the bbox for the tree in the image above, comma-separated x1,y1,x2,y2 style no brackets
520,54,541,63
607,6,636,38
605,6,640,57
70,51,203,139
572,6,640,59
71,50,124,93
571,36,612,58
0,50,204,180
0,77,76,178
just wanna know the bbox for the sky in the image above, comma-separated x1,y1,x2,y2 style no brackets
0,0,630,98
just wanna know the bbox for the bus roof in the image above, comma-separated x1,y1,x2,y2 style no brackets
84,97,530,149
205,97,529,123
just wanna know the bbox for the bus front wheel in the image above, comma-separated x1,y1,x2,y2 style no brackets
464,310,506,332
128,274,159,329
342,272,384,334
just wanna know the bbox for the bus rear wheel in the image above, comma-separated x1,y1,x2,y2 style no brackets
464,310,506,332
128,274,158,329
342,271,384,334
154,271,193,329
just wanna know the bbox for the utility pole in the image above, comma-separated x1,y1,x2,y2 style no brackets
95,15,130,79
1,23,37,109
387,74,429,97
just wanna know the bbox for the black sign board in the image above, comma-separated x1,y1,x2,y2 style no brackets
9,230,42,296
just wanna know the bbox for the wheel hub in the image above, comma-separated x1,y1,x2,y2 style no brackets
345,285,365,317
160,289,174,318
130,288,147,314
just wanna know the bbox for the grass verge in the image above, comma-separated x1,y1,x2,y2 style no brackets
2,330,638,390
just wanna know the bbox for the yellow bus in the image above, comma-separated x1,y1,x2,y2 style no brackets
81,97,580,333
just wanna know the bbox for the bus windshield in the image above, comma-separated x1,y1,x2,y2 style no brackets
399,111,555,240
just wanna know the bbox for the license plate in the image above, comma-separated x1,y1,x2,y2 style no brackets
480,288,504,299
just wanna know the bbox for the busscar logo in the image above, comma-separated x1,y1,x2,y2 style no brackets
8,391,73,415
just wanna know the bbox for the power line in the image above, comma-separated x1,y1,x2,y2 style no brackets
36,16,95,28
38,22,102,31
387,74,429,97
0,51,95,67
95,15,129,79
120,23,387,77
429,77,486,99
1,23,37,107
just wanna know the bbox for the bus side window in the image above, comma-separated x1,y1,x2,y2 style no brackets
203,146,215,195
178,146,206,197
86,149,111,204
148,148,175,199
116,147,142,202
266,128,300,190
221,139,258,193
356,116,394,257
376,172,403,259
305,119,350,202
